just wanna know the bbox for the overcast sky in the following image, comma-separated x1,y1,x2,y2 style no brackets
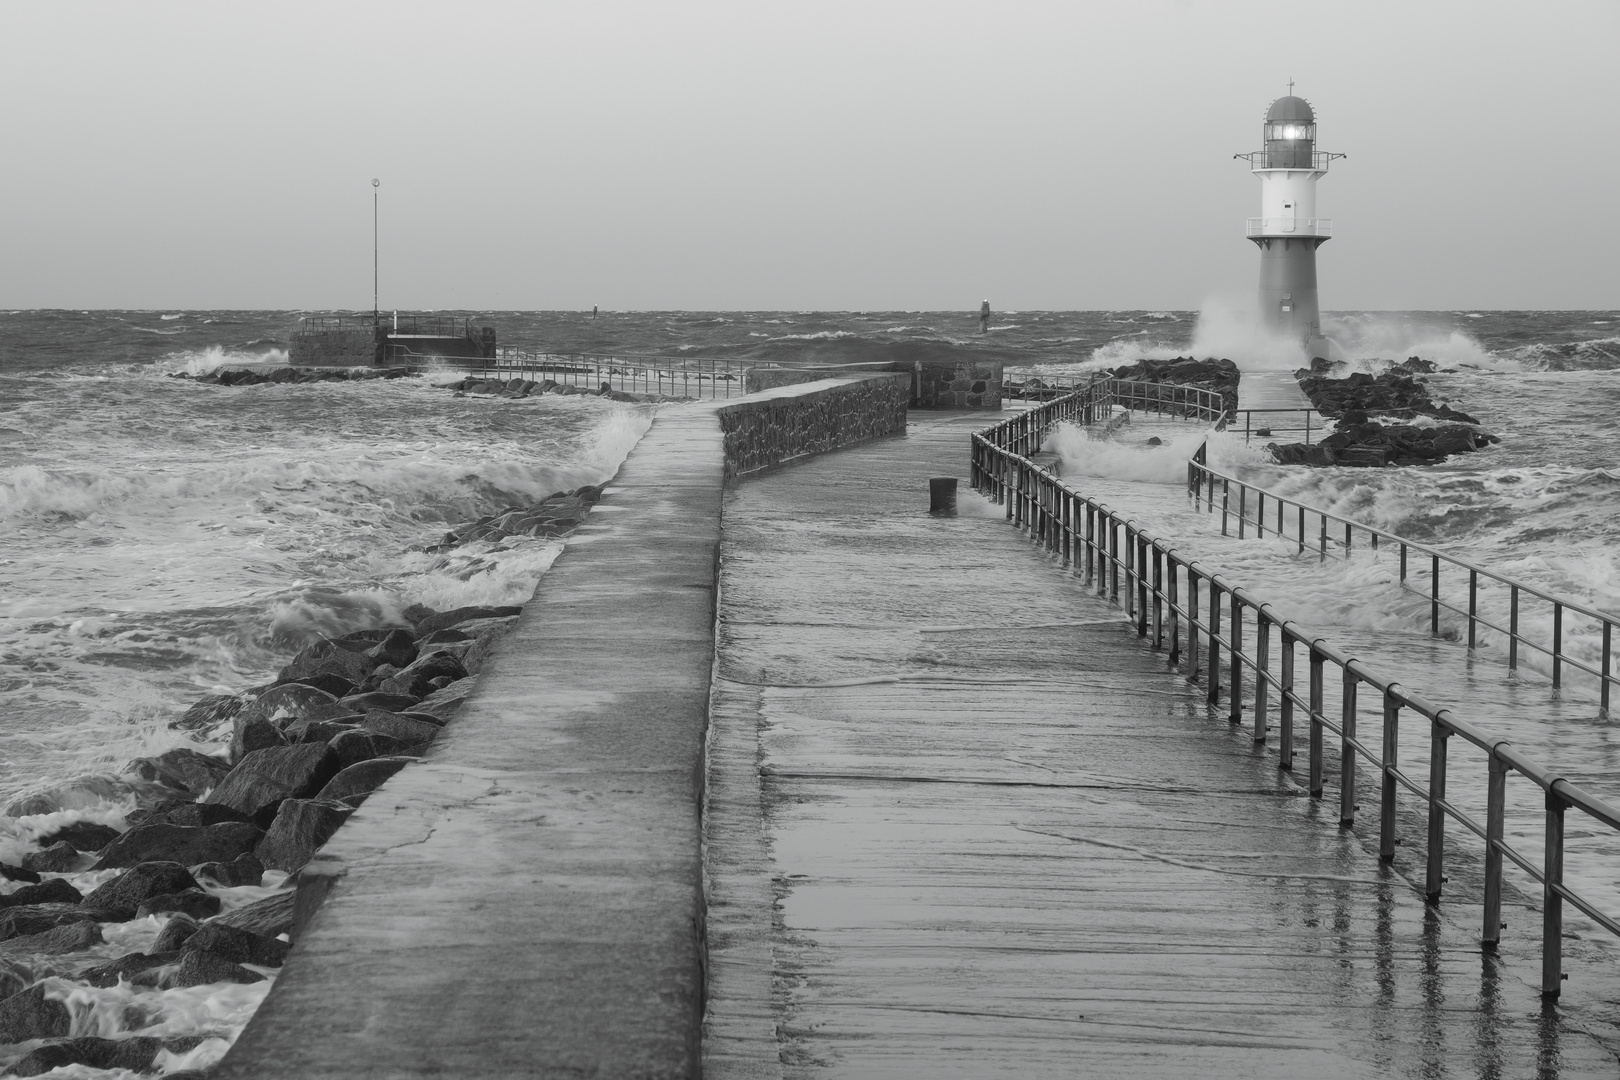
1,0,1615,311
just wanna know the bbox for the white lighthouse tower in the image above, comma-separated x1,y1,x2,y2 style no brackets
1237,88,1344,359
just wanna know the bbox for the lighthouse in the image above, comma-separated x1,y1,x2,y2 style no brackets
1238,89,1344,359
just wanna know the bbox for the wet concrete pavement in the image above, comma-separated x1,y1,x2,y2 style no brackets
703,410,1620,1078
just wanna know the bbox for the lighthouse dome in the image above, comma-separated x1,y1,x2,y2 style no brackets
1265,96,1315,123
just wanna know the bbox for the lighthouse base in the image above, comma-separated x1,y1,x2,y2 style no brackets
1252,235,1328,353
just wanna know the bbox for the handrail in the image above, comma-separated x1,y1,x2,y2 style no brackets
404,347,759,400
974,383,1620,998
1187,453,1620,712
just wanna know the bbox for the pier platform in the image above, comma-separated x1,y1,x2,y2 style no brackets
703,410,1618,1078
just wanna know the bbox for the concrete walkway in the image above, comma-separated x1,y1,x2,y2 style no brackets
1239,370,1316,411
703,411,1619,1078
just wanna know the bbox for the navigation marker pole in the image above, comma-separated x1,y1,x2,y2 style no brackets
372,178,380,325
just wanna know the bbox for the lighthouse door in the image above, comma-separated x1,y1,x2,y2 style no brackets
1281,201,1296,233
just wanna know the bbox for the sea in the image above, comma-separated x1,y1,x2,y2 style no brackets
0,307,1617,1065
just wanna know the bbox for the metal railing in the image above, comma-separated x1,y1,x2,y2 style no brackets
296,315,487,338
1236,150,1345,172
1245,217,1333,238
1186,450,1620,712
407,347,759,400
1233,407,1324,445
974,383,1620,998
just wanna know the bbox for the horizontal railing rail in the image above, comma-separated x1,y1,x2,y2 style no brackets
1187,451,1620,712
976,384,1620,999
1245,217,1333,238
1233,407,1324,445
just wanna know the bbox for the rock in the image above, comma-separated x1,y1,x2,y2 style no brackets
211,890,296,938
91,822,264,871
236,683,349,736
365,628,418,669
128,748,233,797
171,693,247,732
1268,442,1336,466
411,681,472,720
3,1035,172,1076
0,920,102,956
83,862,199,918
277,646,374,689
157,949,265,989
0,960,27,1000
0,985,70,1044
205,743,342,825
77,951,179,989
229,713,289,763
193,851,263,889
421,628,473,645
0,879,81,909
183,921,289,967
400,603,436,625
1336,445,1391,468
150,914,199,954
326,728,418,769
255,798,353,873
19,843,79,875
136,889,221,920
0,906,110,942
282,672,359,699
37,821,119,853
413,605,522,637
317,757,412,808
292,718,362,746
0,865,39,885
154,801,254,828
361,711,442,745
339,691,421,713
378,650,467,699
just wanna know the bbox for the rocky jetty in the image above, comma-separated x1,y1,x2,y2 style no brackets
1269,357,1498,467
168,367,411,386
0,481,606,1073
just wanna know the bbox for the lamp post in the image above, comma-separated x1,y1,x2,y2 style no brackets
372,179,380,324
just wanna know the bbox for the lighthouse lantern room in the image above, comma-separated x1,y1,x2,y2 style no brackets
1237,89,1344,359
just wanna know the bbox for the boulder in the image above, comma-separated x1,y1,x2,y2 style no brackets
377,651,467,699
326,728,419,769
183,921,289,967
0,960,26,1000
19,843,79,875
282,672,358,699
37,821,119,853
365,628,418,669
127,748,233,797
0,906,110,942
0,865,39,885
236,683,349,735
229,713,289,763
276,647,373,689
193,851,264,889
83,862,199,919
0,920,102,956
150,914,199,954
171,693,247,732
136,889,221,920
338,691,421,713
211,890,295,938
293,718,362,746
155,949,264,989
255,798,353,873
413,605,523,637
318,757,412,807
3,1036,171,1077
0,879,82,909
77,951,178,989
361,711,442,746
91,822,264,871
400,603,436,625
205,743,342,825
0,985,70,1044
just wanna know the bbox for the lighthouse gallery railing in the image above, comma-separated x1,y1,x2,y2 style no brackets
970,379,1620,999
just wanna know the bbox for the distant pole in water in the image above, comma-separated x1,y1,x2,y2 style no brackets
593,305,598,319
979,299,991,334
372,179,380,324
1236,90,1344,359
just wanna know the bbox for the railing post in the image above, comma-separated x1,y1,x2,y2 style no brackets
1085,504,1096,586
1221,481,1230,536
1151,544,1164,649
1340,669,1358,828
1483,753,1507,946
1188,570,1201,681
1425,722,1449,903
1430,554,1441,634
1297,505,1305,555
1238,485,1247,539
1553,603,1563,692
1168,556,1181,668
1509,586,1519,673
1468,569,1479,651
1543,789,1566,997
1254,614,1270,743
1400,543,1408,583
1319,514,1328,563
1109,518,1119,604
1207,583,1222,705
1308,648,1325,799
1255,491,1264,538
1380,690,1399,862
1228,592,1243,723
1603,621,1612,717
1279,634,1294,769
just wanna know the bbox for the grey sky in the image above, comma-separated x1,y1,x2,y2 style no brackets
2,0,1614,311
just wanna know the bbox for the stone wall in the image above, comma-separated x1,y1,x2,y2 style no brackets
718,374,909,479
289,329,381,367
913,359,1003,409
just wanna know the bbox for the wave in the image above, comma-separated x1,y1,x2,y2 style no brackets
154,344,290,375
